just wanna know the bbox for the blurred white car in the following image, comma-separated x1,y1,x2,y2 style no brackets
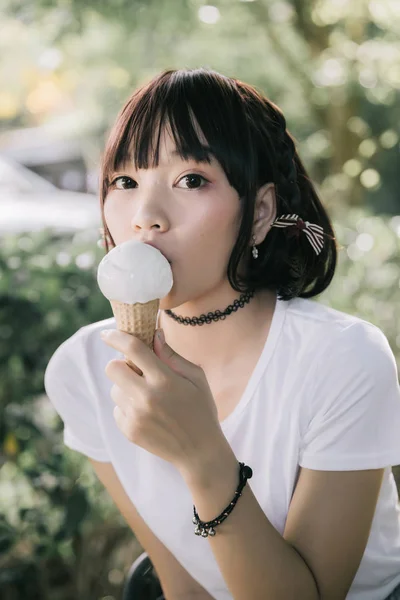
0,155,102,234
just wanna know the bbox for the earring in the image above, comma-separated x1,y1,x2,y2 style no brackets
252,233,258,259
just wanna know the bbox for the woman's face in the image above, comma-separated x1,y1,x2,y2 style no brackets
103,125,244,311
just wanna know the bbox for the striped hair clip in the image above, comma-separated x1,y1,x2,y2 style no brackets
270,214,325,256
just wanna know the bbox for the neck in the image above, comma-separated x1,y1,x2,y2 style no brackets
158,287,277,374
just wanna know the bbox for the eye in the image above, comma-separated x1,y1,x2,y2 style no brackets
109,176,137,190
176,173,209,190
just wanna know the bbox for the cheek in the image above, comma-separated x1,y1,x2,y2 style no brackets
103,199,113,228
103,198,128,238
196,198,237,233
196,204,239,248
182,206,238,269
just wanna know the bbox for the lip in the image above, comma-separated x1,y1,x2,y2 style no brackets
143,241,172,264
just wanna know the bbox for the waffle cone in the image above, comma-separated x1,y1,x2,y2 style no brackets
110,299,159,375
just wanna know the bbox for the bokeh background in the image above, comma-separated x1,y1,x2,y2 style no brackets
1,1,399,598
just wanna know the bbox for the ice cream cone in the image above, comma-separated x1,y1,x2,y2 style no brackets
110,298,159,375
97,239,173,375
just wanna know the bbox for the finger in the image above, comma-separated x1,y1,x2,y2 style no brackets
154,331,203,383
101,330,163,379
113,405,129,437
105,359,146,397
113,405,138,445
110,383,130,416
125,357,144,377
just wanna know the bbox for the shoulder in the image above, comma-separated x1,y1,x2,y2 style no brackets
45,316,117,383
284,295,393,358
44,318,116,462
285,295,370,332
295,301,399,416
279,297,398,410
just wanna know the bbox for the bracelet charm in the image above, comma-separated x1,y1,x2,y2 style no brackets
192,462,253,538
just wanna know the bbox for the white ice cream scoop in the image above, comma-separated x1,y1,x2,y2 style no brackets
97,239,173,304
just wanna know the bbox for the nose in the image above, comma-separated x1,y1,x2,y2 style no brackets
130,193,169,234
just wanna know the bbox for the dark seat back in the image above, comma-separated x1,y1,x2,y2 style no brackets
122,551,164,600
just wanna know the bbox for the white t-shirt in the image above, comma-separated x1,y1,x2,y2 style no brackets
44,293,400,600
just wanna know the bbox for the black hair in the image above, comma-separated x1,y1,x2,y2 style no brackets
100,67,339,300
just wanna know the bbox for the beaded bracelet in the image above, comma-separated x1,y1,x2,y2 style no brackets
192,462,253,538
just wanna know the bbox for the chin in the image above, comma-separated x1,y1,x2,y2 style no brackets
159,284,194,312
159,289,179,311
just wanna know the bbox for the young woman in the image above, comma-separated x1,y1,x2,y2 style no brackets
44,68,400,600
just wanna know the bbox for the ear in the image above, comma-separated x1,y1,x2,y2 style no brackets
252,182,277,245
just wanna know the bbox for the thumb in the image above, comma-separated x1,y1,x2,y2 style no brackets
153,328,200,380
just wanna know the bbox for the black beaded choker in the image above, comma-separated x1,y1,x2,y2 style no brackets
164,289,255,326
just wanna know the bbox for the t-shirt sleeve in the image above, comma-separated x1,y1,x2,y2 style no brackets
44,328,110,462
299,321,400,470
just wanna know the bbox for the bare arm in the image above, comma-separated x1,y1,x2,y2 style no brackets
88,458,214,600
